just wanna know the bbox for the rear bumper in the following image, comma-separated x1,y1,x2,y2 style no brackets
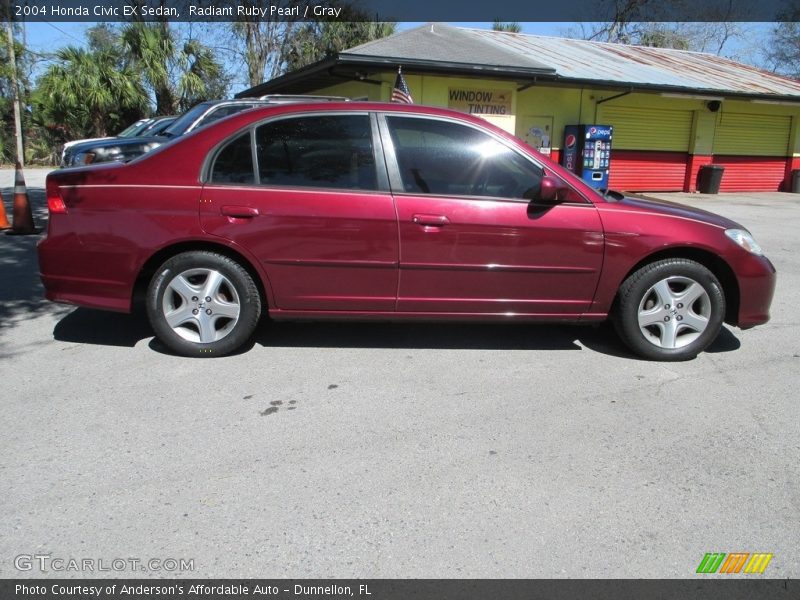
38,237,133,313
735,254,776,329
40,274,131,312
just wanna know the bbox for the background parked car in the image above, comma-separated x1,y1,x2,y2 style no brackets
61,96,348,168
61,116,177,167
60,117,154,165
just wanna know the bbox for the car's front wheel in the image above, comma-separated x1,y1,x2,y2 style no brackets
614,259,725,361
146,251,262,357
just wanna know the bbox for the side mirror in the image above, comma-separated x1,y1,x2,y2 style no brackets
538,176,564,203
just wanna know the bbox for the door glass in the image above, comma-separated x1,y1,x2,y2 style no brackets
255,115,377,191
210,132,255,184
386,116,543,199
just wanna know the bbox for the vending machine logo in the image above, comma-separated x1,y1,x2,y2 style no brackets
565,134,576,148
590,126,613,137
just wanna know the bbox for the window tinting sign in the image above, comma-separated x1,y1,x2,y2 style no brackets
448,88,512,115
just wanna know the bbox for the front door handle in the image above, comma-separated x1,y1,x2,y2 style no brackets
220,205,259,219
412,214,449,227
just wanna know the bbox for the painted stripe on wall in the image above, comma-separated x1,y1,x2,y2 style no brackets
608,150,688,191
714,156,786,192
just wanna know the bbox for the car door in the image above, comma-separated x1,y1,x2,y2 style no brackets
380,113,604,316
200,112,399,311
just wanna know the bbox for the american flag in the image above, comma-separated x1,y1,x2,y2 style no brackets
391,67,413,104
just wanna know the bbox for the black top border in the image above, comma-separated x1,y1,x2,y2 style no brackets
5,0,800,22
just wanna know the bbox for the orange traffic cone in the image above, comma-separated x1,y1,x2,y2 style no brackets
0,186,10,230
5,161,38,235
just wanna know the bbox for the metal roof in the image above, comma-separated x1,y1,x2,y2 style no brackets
463,26,800,98
345,23,554,74
238,24,800,100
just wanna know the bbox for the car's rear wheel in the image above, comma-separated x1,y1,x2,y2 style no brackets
146,251,261,357
614,259,725,361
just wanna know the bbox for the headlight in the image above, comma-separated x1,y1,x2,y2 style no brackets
725,229,763,256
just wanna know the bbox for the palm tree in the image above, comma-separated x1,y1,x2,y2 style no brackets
122,23,229,114
34,46,149,138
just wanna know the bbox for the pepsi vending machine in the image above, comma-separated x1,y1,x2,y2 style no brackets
561,125,613,189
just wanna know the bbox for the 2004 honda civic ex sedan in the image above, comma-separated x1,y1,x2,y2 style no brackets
38,102,776,360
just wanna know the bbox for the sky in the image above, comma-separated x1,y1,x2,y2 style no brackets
22,21,577,57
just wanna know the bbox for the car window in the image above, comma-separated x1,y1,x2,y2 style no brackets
385,116,543,199
254,115,377,191
117,119,150,137
161,103,215,137
192,104,258,132
210,133,255,184
143,118,177,136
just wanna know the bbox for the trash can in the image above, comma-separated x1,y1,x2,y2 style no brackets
792,169,800,193
698,164,724,194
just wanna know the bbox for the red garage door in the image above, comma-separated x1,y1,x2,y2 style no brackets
713,156,787,192
608,151,689,191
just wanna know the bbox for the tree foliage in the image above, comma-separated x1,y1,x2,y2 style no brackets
33,46,149,140
121,22,229,114
764,21,800,79
282,21,397,74
564,0,747,55
492,21,522,33
222,2,395,87
568,20,746,54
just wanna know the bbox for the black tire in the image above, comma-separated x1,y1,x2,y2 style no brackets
613,259,725,361
146,251,262,357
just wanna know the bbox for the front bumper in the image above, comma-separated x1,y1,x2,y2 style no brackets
735,254,776,329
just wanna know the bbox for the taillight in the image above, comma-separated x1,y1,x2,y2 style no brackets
46,179,67,214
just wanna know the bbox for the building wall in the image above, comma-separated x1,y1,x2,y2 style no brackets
313,73,800,192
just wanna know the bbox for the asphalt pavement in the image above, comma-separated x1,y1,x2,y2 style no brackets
1,168,798,578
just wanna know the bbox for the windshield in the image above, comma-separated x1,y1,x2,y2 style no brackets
143,117,177,136
117,119,150,137
160,103,216,138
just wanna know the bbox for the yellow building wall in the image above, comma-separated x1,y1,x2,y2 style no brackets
313,74,800,157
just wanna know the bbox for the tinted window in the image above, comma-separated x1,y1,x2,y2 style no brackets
255,115,377,191
386,117,543,199
210,133,255,184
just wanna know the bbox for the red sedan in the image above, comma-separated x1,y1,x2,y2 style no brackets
38,102,776,360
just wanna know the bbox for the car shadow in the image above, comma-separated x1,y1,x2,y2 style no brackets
254,320,601,352
0,185,57,332
53,308,742,359
53,308,154,347
53,307,739,359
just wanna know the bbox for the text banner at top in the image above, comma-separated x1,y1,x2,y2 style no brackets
5,0,800,22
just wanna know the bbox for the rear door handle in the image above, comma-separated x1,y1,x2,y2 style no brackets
220,205,259,218
412,214,449,227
